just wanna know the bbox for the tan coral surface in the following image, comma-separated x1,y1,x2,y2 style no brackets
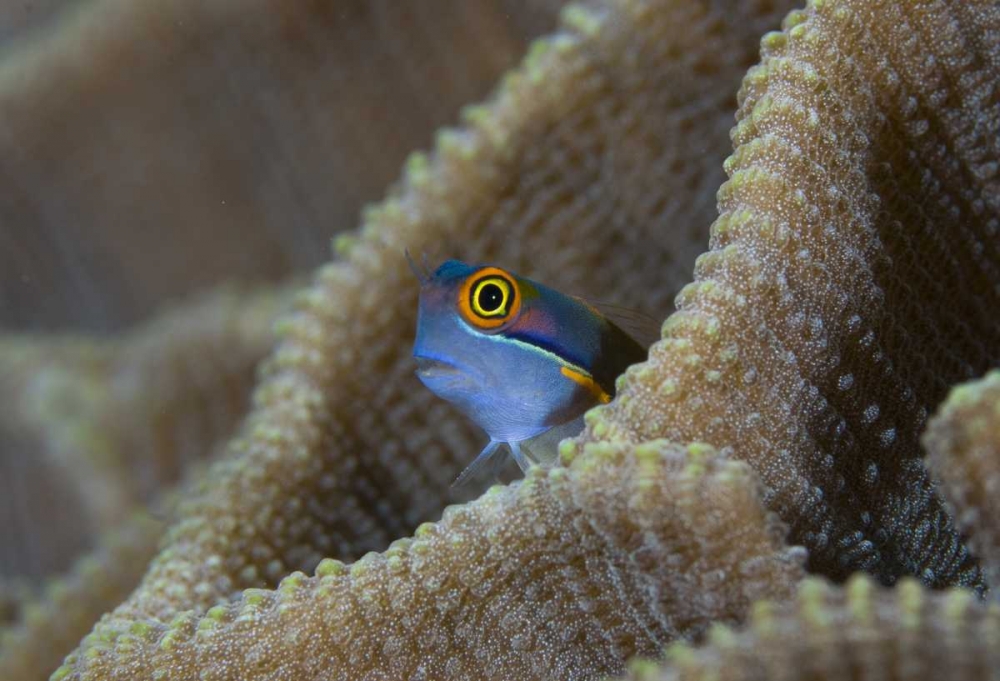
924,371,1000,590
577,0,999,588
0,284,288,578
55,443,804,680
623,575,1000,681
39,0,799,677
0,514,164,681
0,285,288,680
48,0,794,643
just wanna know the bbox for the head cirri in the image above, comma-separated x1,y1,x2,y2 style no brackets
412,258,648,486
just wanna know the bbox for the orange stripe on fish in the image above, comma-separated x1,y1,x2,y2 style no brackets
560,366,611,404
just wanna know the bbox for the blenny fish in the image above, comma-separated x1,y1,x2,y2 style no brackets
412,258,649,485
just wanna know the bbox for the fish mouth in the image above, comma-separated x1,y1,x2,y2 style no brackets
414,356,458,377
413,355,478,392
413,355,468,381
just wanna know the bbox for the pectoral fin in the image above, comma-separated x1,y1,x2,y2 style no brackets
451,440,503,488
520,416,585,467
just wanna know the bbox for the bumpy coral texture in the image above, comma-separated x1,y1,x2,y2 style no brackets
0,285,287,577
924,371,1000,591
578,0,999,588
623,575,1000,681
1,0,997,679
56,443,804,680
1,339,108,578
0,286,287,680
55,0,790,633
40,0,799,678
0,514,164,681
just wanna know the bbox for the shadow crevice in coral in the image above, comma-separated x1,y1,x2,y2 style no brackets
577,0,996,590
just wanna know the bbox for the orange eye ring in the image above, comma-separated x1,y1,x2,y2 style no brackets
458,267,521,329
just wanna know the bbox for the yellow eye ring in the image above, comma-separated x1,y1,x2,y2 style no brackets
472,277,510,317
458,267,520,329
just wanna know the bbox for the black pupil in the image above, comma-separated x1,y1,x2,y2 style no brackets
479,282,505,313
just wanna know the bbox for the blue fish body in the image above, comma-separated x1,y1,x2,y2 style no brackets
413,259,646,483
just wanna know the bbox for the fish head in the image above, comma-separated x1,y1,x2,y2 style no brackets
412,260,529,416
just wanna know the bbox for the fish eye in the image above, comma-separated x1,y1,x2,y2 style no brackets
473,278,510,316
458,268,521,329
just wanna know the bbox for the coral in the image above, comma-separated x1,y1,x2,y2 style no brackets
0,284,288,578
0,514,164,681
36,0,799,676
91,284,291,505
577,0,999,588
44,0,795,647
0,0,997,678
924,371,1000,590
0,339,110,578
623,575,1000,681
0,285,288,680
52,443,804,680
0,579,32,627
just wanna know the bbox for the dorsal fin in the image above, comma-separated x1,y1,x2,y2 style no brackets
580,299,661,350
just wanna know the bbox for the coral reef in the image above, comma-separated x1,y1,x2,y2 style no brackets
1,284,288,578
924,371,1000,591
623,575,1000,681
50,443,804,680
0,578,31,626
45,0,795,654
577,0,1000,588
0,338,109,578
0,514,164,681
0,0,997,679
0,285,288,679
